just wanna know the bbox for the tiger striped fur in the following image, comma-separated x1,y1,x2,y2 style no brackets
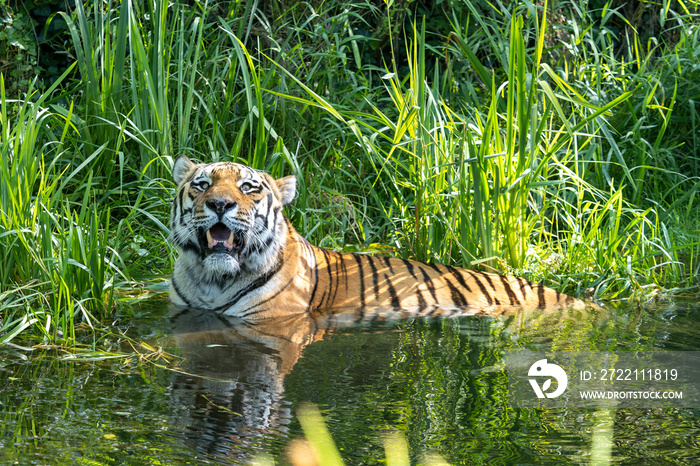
169,156,588,320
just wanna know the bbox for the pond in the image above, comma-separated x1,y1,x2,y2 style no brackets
1,298,699,465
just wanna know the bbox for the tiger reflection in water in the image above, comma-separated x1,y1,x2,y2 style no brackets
167,305,608,464
168,309,326,462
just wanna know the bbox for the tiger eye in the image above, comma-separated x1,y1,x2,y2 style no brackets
194,180,209,191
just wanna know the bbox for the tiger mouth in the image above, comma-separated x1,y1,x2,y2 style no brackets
204,222,245,257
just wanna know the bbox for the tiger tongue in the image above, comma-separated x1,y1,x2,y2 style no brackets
206,223,235,250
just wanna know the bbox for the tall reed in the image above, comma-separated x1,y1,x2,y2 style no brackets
0,71,126,344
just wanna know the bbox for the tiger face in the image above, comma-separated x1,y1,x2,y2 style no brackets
170,156,296,285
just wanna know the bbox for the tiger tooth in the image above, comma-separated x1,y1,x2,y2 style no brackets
206,229,216,248
227,231,235,248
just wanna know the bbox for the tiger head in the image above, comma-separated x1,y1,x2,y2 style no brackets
170,155,296,283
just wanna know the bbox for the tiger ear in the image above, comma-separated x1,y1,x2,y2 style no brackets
276,175,297,206
173,155,195,185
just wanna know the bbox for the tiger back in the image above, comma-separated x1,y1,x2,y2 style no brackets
169,156,589,320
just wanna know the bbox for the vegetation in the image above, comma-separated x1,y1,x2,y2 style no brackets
1,0,699,345
253,403,451,465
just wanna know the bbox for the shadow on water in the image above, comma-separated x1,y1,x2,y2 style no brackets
1,299,699,464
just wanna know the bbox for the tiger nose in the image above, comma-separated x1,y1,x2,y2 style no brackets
206,199,236,216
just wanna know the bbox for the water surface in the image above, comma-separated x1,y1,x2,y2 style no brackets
1,298,699,464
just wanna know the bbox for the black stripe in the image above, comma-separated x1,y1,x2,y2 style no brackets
237,275,295,318
170,277,193,307
400,258,418,279
254,194,273,225
426,262,445,274
181,241,204,259
272,205,281,231
417,265,439,302
497,273,520,306
337,253,348,302
399,259,425,311
306,241,321,311
261,231,275,249
537,284,546,308
213,271,237,290
329,252,342,307
385,273,401,310
442,264,474,293
518,277,531,295
382,256,395,274
168,307,191,321
184,171,197,185
416,287,427,313
311,315,321,339
240,320,298,346
352,254,366,308
214,313,235,328
366,255,380,302
427,262,475,306
444,276,468,307
177,188,188,226
192,170,207,183
239,322,295,346
212,253,285,312
320,248,334,308
465,270,493,305
317,289,329,309
478,270,496,289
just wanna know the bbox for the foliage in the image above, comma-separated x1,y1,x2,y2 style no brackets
0,0,41,93
0,69,129,344
0,0,699,346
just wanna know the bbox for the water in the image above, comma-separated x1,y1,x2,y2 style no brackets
1,299,699,465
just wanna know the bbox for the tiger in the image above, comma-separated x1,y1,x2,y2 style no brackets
169,155,590,320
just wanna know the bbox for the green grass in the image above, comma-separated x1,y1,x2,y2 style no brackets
0,0,699,346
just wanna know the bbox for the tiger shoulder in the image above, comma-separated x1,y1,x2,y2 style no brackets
168,155,592,320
